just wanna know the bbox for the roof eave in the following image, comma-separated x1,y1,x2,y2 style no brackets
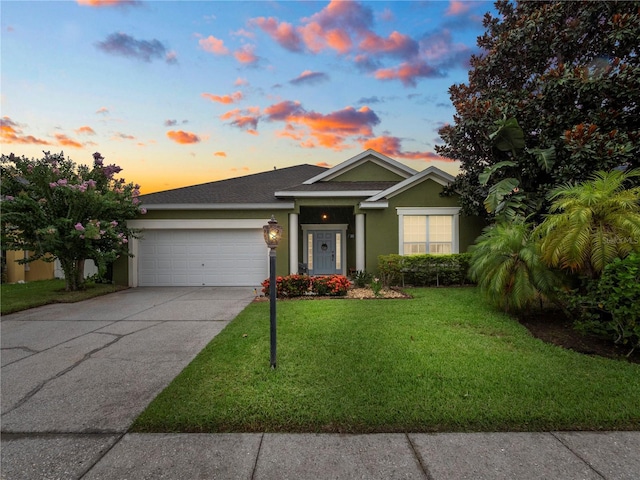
274,190,383,198
143,202,295,210
359,201,389,209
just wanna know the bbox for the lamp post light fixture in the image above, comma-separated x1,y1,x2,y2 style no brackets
263,215,282,369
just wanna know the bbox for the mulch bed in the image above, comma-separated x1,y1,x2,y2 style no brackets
517,310,639,364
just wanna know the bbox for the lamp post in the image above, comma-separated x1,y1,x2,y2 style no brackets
263,215,282,369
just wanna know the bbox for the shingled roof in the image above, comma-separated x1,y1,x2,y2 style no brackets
140,164,327,206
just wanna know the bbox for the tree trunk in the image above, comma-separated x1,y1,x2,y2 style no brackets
60,258,85,291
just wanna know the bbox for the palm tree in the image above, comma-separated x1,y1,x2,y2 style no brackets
536,169,640,279
469,220,561,312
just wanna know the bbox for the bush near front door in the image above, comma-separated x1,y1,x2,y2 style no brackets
261,274,350,298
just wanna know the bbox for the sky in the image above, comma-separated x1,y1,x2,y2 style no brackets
1,0,496,194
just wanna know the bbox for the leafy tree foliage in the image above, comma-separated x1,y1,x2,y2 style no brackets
468,220,561,313
536,169,640,279
437,0,640,217
1,151,145,291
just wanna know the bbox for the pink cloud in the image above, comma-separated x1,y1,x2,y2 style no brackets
220,107,261,132
233,44,258,64
75,126,96,135
199,35,229,55
201,91,243,104
359,31,418,58
266,102,380,151
445,0,472,16
374,60,443,87
166,130,201,144
251,17,303,52
77,0,140,7
362,135,455,162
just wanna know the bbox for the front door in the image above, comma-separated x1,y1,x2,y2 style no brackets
313,230,338,274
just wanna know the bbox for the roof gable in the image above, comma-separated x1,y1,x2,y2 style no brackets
360,166,456,209
302,149,417,184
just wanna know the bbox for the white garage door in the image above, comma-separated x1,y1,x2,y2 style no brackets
138,229,267,286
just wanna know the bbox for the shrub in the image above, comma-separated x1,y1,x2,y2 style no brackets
571,253,640,355
351,270,372,288
261,274,350,298
310,275,351,296
261,275,310,297
378,253,473,287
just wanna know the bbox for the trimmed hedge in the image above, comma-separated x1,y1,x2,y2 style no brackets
261,274,351,298
378,253,473,287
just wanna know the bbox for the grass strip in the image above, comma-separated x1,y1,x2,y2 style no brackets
1,279,126,315
132,287,640,433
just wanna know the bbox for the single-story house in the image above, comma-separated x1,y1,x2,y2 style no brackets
114,149,485,287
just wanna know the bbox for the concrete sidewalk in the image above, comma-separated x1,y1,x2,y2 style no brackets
2,431,639,479
2,287,639,479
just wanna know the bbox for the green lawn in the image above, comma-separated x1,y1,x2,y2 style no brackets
132,287,640,433
1,279,126,315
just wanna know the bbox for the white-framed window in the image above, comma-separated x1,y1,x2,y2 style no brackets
397,207,460,255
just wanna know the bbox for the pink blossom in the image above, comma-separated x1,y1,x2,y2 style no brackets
74,223,85,231
57,179,67,186
5,195,14,201
111,220,118,227
49,182,57,188
140,208,147,215
87,179,97,188
132,197,140,205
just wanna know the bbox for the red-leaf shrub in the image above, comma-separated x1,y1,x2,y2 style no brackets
261,274,351,298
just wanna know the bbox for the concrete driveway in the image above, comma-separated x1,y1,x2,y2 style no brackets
1,286,255,478
1,286,256,433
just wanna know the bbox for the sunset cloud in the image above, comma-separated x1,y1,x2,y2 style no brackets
220,107,261,133
445,0,472,16
420,29,473,70
214,151,227,157
75,126,96,135
112,132,135,140
359,31,418,58
54,133,83,148
233,44,258,64
362,135,455,162
199,35,229,55
77,0,140,7
374,60,444,87
96,32,177,64
0,116,51,145
265,102,380,151
201,91,243,104
248,0,464,88
96,107,109,115
289,70,329,86
166,130,201,144
250,17,303,52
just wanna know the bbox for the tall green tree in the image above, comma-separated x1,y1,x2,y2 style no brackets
536,169,640,279
437,1,640,217
1,151,145,291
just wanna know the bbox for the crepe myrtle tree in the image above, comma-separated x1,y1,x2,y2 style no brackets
1,151,146,291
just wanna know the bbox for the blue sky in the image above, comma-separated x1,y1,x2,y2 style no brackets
1,0,496,193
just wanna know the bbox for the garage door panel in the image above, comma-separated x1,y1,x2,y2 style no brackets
138,229,267,287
